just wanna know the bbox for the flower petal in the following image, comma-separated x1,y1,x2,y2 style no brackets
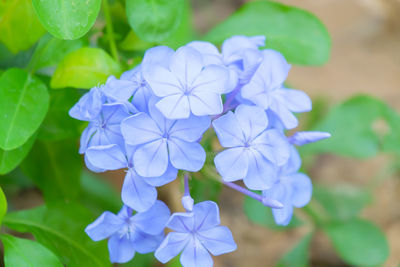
235,104,268,141
102,76,136,101
170,46,203,86
144,164,178,187
132,200,171,235
240,73,271,109
197,226,237,256
252,129,290,166
108,235,135,263
192,64,228,94
144,65,182,97
282,146,302,174
69,87,104,121
168,138,206,172
155,232,190,263
134,139,169,177
189,91,223,116
193,201,220,231
121,113,162,146
277,88,312,113
142,46,174,71
244,150,278,190
85,211,124,241
212,111,245,147
167,212,195,232
169,115,210,142
121,170,157,212
186,41,222,65
132,231,164,254
85,144,127,171
156,94,191,119
270,101,299,130
180,237,213,267
287,173,312,208
214,147,249,182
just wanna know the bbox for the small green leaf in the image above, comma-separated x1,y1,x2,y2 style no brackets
324,219,389,266
313,185,372,221
29,34,87,71
119,31,155,51
243,196,302,230
38,89,83,141
0,134,36,175
51,47,122,89
276,233,313,267
303,95,399,158
126,0,185,43
1,234,63,267
3,203,111,267
204,0,331,66
0,186,7,225
0,68,49,150
21,139,82,202
0,0,46,53
32,0,101,40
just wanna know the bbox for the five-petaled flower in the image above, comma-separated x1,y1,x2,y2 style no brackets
155,201,237,267
85,201,170,263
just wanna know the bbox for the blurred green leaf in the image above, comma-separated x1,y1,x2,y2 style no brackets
122,253,155,267
0,134,36,175
3,203,111,267
324,219,389,266
276,233,313,267
21,139,82,202
1,234,63,267
0,68,49,150
313,185,372,221
32,0,101,40
29,34,87,71
303,95,400,158
204,0,331,66
244,196,302,230
0,43,34,69
38,89,83,141
51,47,121,89
126,0,184,43
0,186,6,225
0,0,45,53
119,31,155,51
191,174,222,203
80,171,121,214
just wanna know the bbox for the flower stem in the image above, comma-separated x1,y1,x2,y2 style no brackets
102,0,119,62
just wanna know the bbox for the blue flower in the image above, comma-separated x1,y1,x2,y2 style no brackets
155,201,236,267
76,103,132,154
262,147,312,225
213,104,290,190
85,144,177,212
240,49,312,129
85,201,170,263
144,46,229,119
121,101,210,177
288,131,331,146
69,86,106,121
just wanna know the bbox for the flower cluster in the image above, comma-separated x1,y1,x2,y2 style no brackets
70,35,330,266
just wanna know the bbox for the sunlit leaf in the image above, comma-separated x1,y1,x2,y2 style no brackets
0,0,45,53
32,0,101,40
0,186,7,225
1,234,63,267
0,68,49,150
204,0,331,66
50,47,121,89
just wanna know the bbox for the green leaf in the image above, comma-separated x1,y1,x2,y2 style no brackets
204,0,331,66
38,89,83,141
126,0,185,43
191,171,222,203
122,253,155,267
276,233,313,267
302,95,400,158
3,203,111,267
0,186,7,225
0,43,35,69
0,134,36,175
0,0,45,53
119,31,155,51
324,219,389,266
29,34,87,71
0,68,49,150
313,185,372,221
243,196,302,230
20,139,82,202
32,0,101,40
80,171,122,214
1,234,63,267
50,47,122,89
